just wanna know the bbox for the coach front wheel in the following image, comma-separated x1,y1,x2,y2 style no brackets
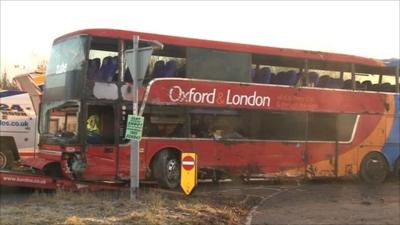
360,152,389,184
153,150,180,189
394,158,400,181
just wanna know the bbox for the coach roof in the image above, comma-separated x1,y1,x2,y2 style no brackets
55,28,385,69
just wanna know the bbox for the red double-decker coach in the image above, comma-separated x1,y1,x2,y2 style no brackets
16,29,399,188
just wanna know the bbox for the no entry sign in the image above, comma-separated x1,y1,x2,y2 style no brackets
182,155,195,170
180,152,198,195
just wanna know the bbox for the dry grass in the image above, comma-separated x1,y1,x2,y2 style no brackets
0,189,254,225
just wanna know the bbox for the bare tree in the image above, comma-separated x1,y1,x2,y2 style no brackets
0,70,17,90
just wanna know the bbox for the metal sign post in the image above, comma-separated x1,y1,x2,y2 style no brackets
130,35,140,200
125,36,163,200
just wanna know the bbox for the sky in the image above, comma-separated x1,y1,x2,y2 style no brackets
1,1,399,78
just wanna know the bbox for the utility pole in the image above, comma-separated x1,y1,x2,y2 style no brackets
125,36,163,200
130,36,140,200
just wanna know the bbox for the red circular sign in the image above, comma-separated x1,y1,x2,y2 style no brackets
182,155,195,170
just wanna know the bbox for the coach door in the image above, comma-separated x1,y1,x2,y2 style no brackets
305,113,358,178
82,104,119,180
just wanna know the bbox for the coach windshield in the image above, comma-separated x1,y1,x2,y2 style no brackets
39,101,80,145
43,35,89,102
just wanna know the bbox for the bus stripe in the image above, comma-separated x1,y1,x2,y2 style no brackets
382,95,400,168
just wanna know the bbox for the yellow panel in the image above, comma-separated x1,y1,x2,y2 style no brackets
180,152,197,195
32,74,45,86
338,95,395,176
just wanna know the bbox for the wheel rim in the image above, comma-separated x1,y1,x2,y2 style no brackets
166,158,179,183
365,157,386,180
0,152,7,169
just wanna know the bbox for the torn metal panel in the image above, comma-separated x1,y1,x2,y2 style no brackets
93,82,118,100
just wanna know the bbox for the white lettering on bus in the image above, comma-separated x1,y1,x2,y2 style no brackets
169,86,216,104
55,63,67,74
168,86,271,108
226,90,270,107
2,176,47,184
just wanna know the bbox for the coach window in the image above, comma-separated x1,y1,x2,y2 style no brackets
47,104,78,137
147,115,185,138
87,37,119,82
86,105,115,144
190,114,214,138
123,42,187,83
186,47,251,82
189,109,244,139
355,74,378,91
214,115,244,139
256,111,307,141
144,106,186,138
308,113,337,141
381,75,397,92
336,114,357,142
307,113,357,142
40,102,79,145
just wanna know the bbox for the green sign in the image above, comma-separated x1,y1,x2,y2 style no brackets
125,115,144,140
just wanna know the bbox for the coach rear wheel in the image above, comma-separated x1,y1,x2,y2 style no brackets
360,152,388,184
0,148,15,170
153,151,180,189
394,158,400,181
211,170,222,184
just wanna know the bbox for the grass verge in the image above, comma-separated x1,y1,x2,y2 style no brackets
0,189,257,225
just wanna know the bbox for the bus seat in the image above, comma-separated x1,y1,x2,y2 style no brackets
369,83,380,91
253,67,272,84
98,56,111,81
152,60,165,78
250,68,256,81
282,70,298,85
323,78,343,89
164,60,178,77
317,75,330,87
380,83,392,92
387,85,396,92
361,80,372,90
300,72,319,86
177,64,186,77
272,71,285,84
356,81,361,89
87,58,100,80
270,73,276,83
308,72,319,86
111,56,120,81
390,84,398,92
343,80,362,90
343,79,353,89
99,56,118,82
331,78,344,89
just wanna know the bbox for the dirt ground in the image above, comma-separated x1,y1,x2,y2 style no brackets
250,180,400,225
0,179,399,225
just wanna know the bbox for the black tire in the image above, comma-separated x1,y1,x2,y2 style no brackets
0,148,15,170
211,170,222,184
230,175,245,185
360,152,389,184
153,151,180,189
394,158,400,181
